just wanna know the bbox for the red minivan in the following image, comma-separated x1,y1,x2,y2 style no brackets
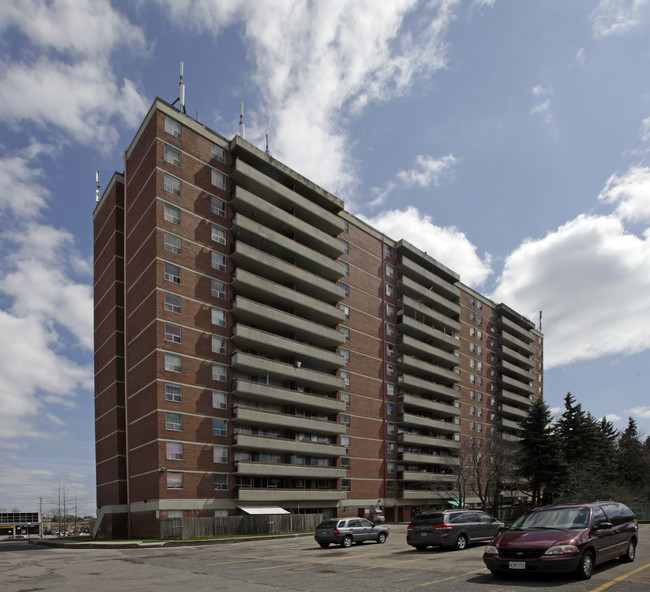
483,501,638,580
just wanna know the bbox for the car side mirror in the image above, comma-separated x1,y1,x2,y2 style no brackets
596,522,613,530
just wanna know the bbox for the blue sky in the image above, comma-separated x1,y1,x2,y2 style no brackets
1,0,650,515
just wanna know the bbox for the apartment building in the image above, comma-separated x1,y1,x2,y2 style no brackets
93,98,543,538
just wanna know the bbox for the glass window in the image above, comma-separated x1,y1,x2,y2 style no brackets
386,383,394,396
165,353,181,373
165,117,181,139
164,145,181,167
164,233,181,254
340,348,350,363
340,304,350,319
211,279,226,299
164,323,181,343
387,422,395,435
212,363,227,382
341,392,350,406
341,326,350,342
341,457,350,470
341,370,350,386
164,263,181,284
385,245,394,257
212,251,226,272
212,144,226,163
211,307,226,327
340,238,349,253
386,263,394,277
165,384,182,402
387,402,395,415
386,363,395,376
386,344,394,357
212,391,227,409
164,292,181,313
386,284,394,297
166,442,183,460
341,414,350,427
340,282,349,297
164,203,181,225
212,335,226,354
166,472,183,489
211,168,226,190
214,446,228,463
211,224,226,244
213,419,227,436
211,196,225,216
386,303,394,317
214,474,228,490
386,323,395,336
164,174,181,196
166,412,182,431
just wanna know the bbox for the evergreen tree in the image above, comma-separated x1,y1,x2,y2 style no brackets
617,417,644,491
518,399,567,505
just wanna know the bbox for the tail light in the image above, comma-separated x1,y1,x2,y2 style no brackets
407,525,415,531
333,528,340,535
432,523,453,530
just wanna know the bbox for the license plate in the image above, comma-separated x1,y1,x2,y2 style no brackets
509,562,526,570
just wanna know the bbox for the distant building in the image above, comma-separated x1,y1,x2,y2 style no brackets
93,98,543,538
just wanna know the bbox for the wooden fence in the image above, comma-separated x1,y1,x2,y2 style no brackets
159,513,324,540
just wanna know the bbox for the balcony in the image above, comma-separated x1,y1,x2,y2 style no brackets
499,417,521,432
231,185,344,260
233,434,345,457
396,256,460,302
499,373,535,396
398,411,460,435
399,471,455,483
231,297,345,349
398,354,459,383
497,315,535,344
231,158,344,236
231,242,344,304
398,315,459,353
499,345,534,369
497,330,534,356
399,295,461,335
399,489,455,500
499,403,528,421
499,388,532,407
499,359,533,383
232,325,344,372
235,462,347,479
233,406,346,436
398,275,459,318
232,379,346,414
232,269,344,327
397,334,459,365
398,373,459,398
399,393,460,419
236,488,346,502
400,452,460,467
398,432,459,450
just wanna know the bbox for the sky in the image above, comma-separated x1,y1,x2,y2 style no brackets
1,0,650,515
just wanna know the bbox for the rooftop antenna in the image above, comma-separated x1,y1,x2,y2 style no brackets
265,133,271,156
539,310,543,331
95,170,100,203
239,102,245,139
171,61,186,114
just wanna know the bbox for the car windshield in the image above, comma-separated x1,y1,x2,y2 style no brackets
511,507,591,531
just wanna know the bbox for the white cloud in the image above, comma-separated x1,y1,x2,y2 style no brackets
530,85,553,124
590,0,650,39
598,165,650,223
360,206,493,287
491,214,650,368
629,406,650,418
0,147,50,218
151,0,459,196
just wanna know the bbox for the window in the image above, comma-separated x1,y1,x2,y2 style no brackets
164,292,181,313
212,363,227,382
164,174,181,196
387,442,395,454
166,442,183,460
470,311,475,321
212,391,227,409
340,282,349,297
211,224,226,244
340,260,349,275
342,478,351,491
341,457,350,471
387,422,395,435
164,233,181,254
211,196,225,216
341,370,350,386
211,279,226,299
386,383,394,396
470,421,475,431
164,145,181,167
385,245,394,257
166,412,182,431
212,144,226,163
165,117,181,139
214,474,228,490
164,323,181,343
478,315,483,326
387,461,395,473
340,304,350,319
164,203,181,225
165,353,181,373
470,374,476,384
212,252,226,272
340,435,350,447
214,446,228,463
386,363,395,377
470,358,475,368
211,168,226,190
165,384,182,402
386,322,395,337
386,344,394,357
211,307,226,327
341,326,350,342
477,299,483,309
341,414,350,427
470,342,475,353
167,472,183,489
164,263,181,284
470,405,476,416
386,283,394,297
340,348,350,363
387,402,395,415
212,335,226,354
469,295,475,305
386,263,394,278
386,303,394,317
213,419,227,436
341,392,350,406
343,219,349,232
340,238,349,254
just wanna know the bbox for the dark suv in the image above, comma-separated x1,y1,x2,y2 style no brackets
483,501,638,580
407,510,505,551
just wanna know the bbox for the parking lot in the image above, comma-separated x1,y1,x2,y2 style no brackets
1,523,648,592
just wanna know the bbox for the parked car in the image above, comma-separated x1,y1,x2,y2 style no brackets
314,518,389,548
483,501,638,580
406,510,505,551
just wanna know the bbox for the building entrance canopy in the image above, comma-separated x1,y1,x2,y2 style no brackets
237,506,290,515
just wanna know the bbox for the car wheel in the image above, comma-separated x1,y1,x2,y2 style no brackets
576,550,594,580
319,542,330,548
341,535,353,548
455,534,468,550
620,539,636,563
376,532,387,544
414,545,427,552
